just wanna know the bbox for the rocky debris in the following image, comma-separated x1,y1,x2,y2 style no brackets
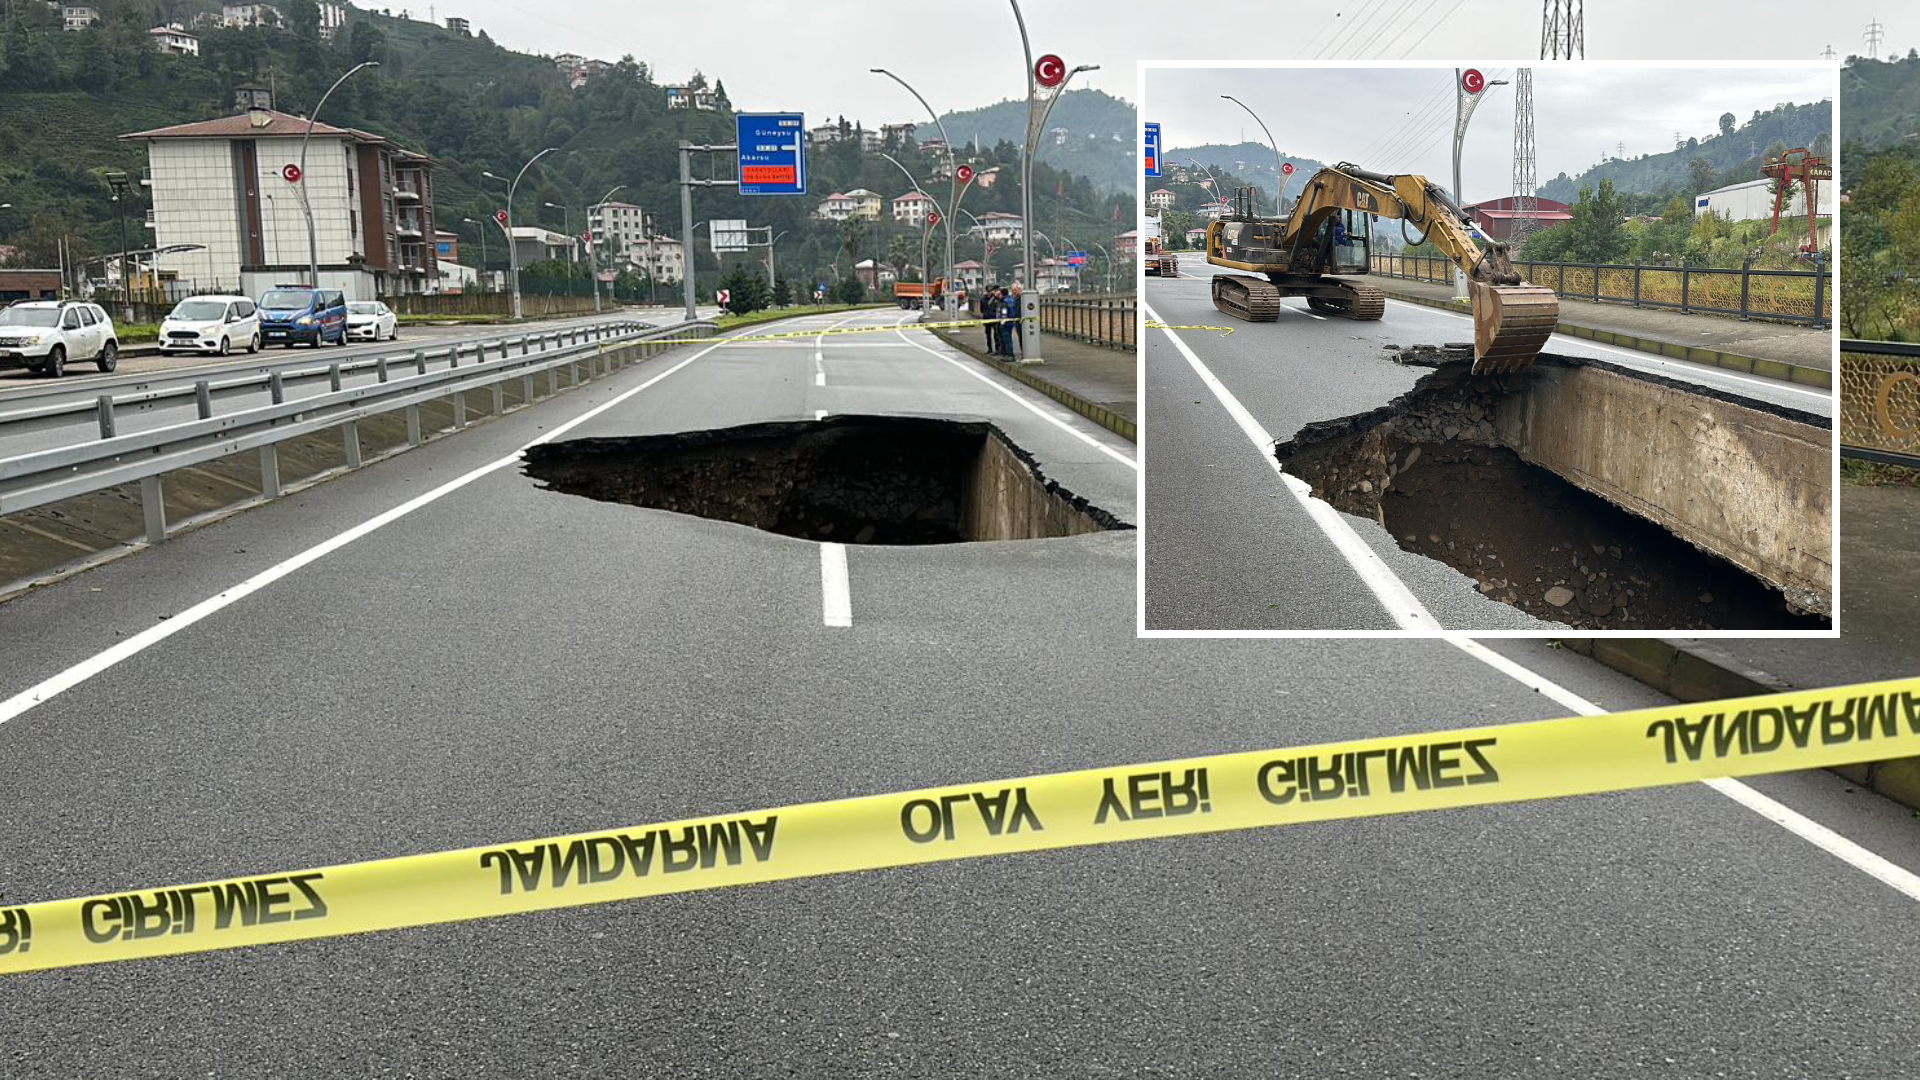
1543,586,1574,607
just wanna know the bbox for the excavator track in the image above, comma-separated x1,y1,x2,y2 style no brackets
1212,274,1282,322
1304,280,1386,321
1471,284,1560,374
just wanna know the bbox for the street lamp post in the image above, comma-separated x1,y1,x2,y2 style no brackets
1091,241,1114,293
767,229,789,304
461,217,490,293
105,171,133,320
872,68,958,315
298,60,378,290
1009,0,1097,361
589,185,625,314
1221,94,1285,216
484,147,558,321
877,151,943,320
1451,69,1509,298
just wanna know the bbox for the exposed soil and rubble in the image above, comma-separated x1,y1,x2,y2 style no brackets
523,414,1130,545
1275,353,1829,631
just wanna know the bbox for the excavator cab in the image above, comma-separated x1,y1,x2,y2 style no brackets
1318,210,1370,275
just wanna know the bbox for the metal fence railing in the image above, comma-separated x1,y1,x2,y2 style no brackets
0,320,713,549
1038,293,1135,351
1841,339,1920,468
1369,254,1832,329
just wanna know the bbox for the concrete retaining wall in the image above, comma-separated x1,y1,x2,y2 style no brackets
1492,362,1832,616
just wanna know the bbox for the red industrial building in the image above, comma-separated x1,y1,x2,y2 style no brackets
1461,196,1572,241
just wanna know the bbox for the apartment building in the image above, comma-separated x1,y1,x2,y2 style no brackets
121,88,439,298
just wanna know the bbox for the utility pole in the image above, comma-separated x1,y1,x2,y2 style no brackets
1511,69,1539,247
1822,44,1837,61
1541,0,1584,59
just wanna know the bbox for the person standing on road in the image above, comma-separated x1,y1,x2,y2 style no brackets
1005,283,1025,359
982,288,1003,355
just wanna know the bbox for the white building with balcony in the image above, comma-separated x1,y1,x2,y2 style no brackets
1147,188,1175,210
967,212,1024,244
222,3,281,28
61,6,99,30
589,201,651,259
891,191,935,226
817,189,882,222
149,24,200,55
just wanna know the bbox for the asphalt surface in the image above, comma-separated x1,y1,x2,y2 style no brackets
1143,253,1832,631
0,304,720,460
1,308,1915,1076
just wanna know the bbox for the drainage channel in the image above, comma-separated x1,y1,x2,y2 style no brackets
1276,351,1831,631
522,414,1131,544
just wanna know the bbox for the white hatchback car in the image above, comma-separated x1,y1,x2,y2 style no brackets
0,300,119,377
346,301,399,341
159,295,262,357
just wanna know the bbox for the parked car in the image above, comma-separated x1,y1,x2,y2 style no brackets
257,286,348,347
158,295,261,356
0,300,118,377
346,301,399,342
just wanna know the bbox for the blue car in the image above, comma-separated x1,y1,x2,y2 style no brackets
256,286,349,347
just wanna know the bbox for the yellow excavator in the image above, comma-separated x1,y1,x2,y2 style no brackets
1203,163,1559,373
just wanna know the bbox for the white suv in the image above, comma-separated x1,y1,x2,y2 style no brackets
0,301,119,377
159,295,262,356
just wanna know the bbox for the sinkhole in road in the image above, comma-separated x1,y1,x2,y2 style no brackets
1275,353,1830,631
522,415,1130,544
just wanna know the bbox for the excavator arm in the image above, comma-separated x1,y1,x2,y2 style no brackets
1206,164,1559,373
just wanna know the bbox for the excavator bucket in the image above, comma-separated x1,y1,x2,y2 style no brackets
1471,284,1559,374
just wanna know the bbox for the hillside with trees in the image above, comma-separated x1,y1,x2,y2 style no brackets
1539,99,1830,205
919,89,1136,195
0,0,1133,300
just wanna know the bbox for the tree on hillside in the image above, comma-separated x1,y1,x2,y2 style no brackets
1562,178,1629,264
1765,137,1798,209
1687,156,1717,194
1719,112,1736,139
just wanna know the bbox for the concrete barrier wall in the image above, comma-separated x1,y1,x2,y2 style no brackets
1493,363,1832,616
961,435,1113,542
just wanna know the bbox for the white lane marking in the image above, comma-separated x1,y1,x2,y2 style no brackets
810,311,870,391
1145,301,1439,631
0,334,738,729
888,323,1139,471
1384,298,1831,403
1445,639,1920,905
820,542,853,627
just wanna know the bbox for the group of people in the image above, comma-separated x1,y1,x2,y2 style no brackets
976,283,1025,359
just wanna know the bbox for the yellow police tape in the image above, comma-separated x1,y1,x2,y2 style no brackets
1145,321,1237,336
630,318,1020,348
4,677,1916,975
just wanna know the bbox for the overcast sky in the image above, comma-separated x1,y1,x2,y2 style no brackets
1148,67,1834,204
405,0,1884,124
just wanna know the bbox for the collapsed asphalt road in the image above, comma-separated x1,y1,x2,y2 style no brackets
1144,252,1833,632
1,308,1914,1076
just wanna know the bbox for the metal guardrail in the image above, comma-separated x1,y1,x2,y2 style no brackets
1841,339,1920,468
0,321,647,435
1038,294,1136,351
0,320,716,546
1369,254,1832,329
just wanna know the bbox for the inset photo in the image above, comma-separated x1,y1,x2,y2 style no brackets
1140,65,1836,635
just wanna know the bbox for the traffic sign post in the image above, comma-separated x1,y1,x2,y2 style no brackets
736,113,807,196
1065,250,1088,266
1144,122,1161,178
